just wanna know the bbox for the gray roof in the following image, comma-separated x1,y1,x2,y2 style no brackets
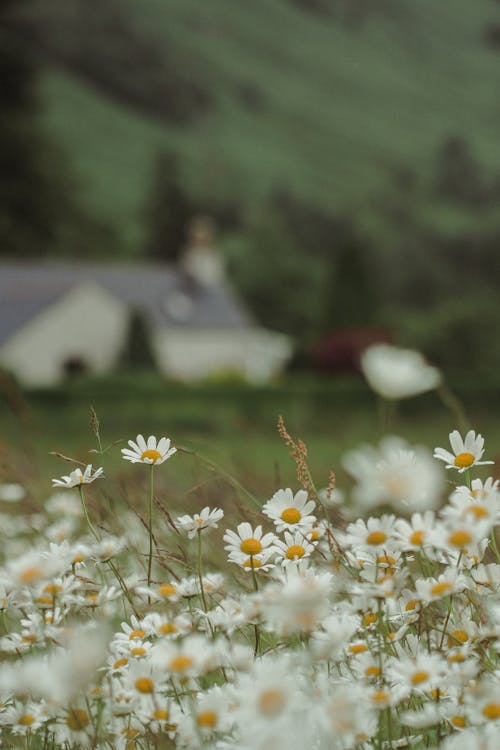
0,262,254,345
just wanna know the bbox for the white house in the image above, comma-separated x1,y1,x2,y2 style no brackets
0,258,292,387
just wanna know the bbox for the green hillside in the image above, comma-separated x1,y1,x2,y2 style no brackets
26,0,500,254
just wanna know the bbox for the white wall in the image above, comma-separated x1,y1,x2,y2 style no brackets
153,327,292,382
0,284,129,386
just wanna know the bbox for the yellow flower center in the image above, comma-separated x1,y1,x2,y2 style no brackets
169,655,193,672
468,505,488,519
483,703,500,720
349,643,368,654
451,716,466,728
135,677,154,694
19,715,36,726
129,629,145,640
258,689,286,717
72,553,84,564
240,538,262,555
20,566,42,584
280,507,301,524
35,595,53,605
410,530,424,546
114,658,128,669
131,647,146,656
405,598,420,611
371,690,390,704
448,530,472,548
448,629,468,646
141,449,162,463
411,670,429,685
43,583,62,594
431,581,452,596
363,612,378,626
154,709,169,721
159,622,177,635
197,711,218,728
157,583,176,597
366,531,387,546
448,653,465,663
365,666,381,677
21,634,37,644
286,544,305,560
308,528,320,541
454,452,475,468
66,709,89,731
243,557,262,568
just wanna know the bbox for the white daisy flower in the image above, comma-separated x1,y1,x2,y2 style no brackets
121,435,176,465
434,430,494,472
273,530,317,566
176,507,224,539
223,522,277,560
52,464,103,488
262,488,316,532
360,343,441,400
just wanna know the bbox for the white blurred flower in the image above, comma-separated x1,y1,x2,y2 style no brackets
343,437,444,512
0,483,26,502
361,344,441,399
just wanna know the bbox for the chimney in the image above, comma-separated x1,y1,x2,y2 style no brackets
180,215,225,287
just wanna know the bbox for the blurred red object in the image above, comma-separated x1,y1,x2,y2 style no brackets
311,327,393,373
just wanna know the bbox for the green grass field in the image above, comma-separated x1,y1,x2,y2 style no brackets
35,0,500,253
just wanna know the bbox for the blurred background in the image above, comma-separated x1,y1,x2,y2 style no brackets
2,0,500,491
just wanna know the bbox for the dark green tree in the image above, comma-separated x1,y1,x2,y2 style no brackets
119,309,157,370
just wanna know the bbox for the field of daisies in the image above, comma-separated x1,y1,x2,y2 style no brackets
1,344,500,749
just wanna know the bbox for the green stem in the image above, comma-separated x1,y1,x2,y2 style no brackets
78,485,100,542
250,556,261,657
196,530,209,614
147,464,154,589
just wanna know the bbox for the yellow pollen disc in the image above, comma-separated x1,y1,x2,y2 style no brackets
114,658,128,669
366,531,387,545
243,557,262,568
377,554,396,566
309,528,320,541
363,612,378,626
154,709,169,721
159,622,177,635
349,643,367,654
19,715,35,726
449,629,468,645
428,688,442,700
286,544,305,560
135,677,154,694
129,629,145,640
411,671,429,685
258,689,286,717
169,655,193,672
197,711,218,728
448,653,465,663
35,596,53,605
410,530,424,546
405,599,420,611
123,728,140,739
85,593,98,605
448,530,472,547
43,583,62,594
66,709,89,730
483,703,500,720
240,538,262,555
280,507,301,524
157,583,176,597
72,554,84,564
469,505,488,519
131,647,146,656
431,581,452,596
451,716,466,728
141,449,162,463
371,691,390,704
21,634,37,644
454,452,475,468
365,666,381,677
20,566,42,584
